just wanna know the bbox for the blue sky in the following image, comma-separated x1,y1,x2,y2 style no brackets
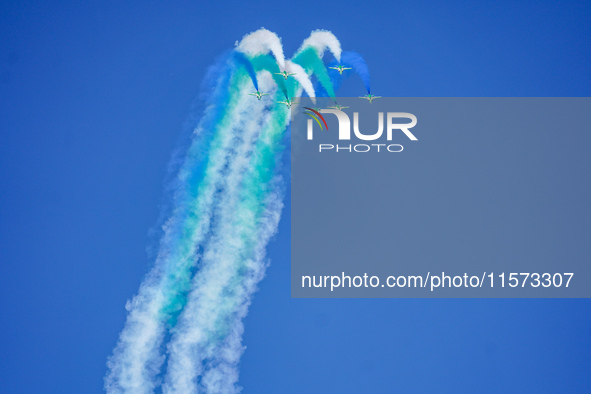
1,0,590,392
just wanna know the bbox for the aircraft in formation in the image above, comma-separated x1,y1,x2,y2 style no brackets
275,70,297,80
328,65,352,74
270,97,380,109
244,68,382,107
248,90,269,100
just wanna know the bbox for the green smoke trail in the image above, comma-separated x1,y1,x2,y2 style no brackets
159,69,255,324
160,53,291,325
105,57,267,393
291,46,335,98
163,97,291,393
250,54,289,98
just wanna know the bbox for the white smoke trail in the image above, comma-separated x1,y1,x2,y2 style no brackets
297,29,342,62
106,72,272,393
285,60,316,103
162,74,288,393
200,189,283,393
163,189,283,393
236,28,286,69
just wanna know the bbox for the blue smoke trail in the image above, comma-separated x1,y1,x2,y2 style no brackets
326,51,372,94
234,51,259,91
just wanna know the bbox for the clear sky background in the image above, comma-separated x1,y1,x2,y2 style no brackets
1,1,590,392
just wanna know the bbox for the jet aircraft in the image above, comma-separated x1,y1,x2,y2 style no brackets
275,70,296,80
248,90,269,100
278,98,295,108
359,94,381,103
328,104,349,110
329,65,352,74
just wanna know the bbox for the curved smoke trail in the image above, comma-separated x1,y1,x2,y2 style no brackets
297,29,342,62
106,28,369,393
292,47,335,99
285,60,316,103
234,51,259,91
236,28,285,69
250,54,289,99
291,30,342,99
